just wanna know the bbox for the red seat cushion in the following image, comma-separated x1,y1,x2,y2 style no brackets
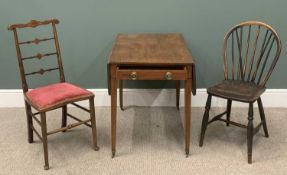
26,82,92,110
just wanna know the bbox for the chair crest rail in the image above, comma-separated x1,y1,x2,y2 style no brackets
8,19,59,30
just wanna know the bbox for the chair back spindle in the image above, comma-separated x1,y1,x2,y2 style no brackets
222,21,281,87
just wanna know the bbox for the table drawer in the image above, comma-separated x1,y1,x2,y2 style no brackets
116,67,187,80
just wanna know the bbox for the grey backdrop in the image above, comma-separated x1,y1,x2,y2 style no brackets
0,0,286,89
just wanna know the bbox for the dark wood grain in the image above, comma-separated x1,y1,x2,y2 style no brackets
247,103,254,164
257,98,269,137
200,21,282,164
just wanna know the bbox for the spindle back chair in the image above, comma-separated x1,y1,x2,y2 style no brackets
222,21,281,86
8,19,99,170
199,21,281,164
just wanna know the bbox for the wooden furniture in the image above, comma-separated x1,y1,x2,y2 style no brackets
199,21,281,163
8,19,99,170
107,33,196,157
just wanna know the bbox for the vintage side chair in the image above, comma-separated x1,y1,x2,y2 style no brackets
8,19,99,170
199,21,281,163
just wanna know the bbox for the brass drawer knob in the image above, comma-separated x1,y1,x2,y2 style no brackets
165,72,173,80
129,72,137,80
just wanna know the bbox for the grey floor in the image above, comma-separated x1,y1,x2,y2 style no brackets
0,107,286,175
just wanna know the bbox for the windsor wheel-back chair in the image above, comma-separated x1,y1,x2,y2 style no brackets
8,19,99,170
199,21,281,164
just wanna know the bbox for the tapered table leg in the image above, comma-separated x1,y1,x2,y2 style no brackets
111,76,117,158
184,78,191,157
119,80,124,111
176,80,180,110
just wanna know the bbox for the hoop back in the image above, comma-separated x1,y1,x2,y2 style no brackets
222,21,281,87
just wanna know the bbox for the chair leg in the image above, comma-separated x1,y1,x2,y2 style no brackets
226,99,232,126
61,105,67,131
89,97,99,151
119,80,124,111
257,98,269,138
24,101,33,143
247,103,254,164
176,80,180,110
199,94,212,147
40,112,49,170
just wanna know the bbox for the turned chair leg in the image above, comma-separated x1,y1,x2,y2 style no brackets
119,80,124,111
257,98,269,137
40,112,49,170
61,105,67,132
226,100,232,126
247,103,254,164
176,80,180,110
24,101,34,143
199,94,212,147
89,97,99,151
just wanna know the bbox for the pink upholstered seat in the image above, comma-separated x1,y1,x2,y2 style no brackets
26,82,93,110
